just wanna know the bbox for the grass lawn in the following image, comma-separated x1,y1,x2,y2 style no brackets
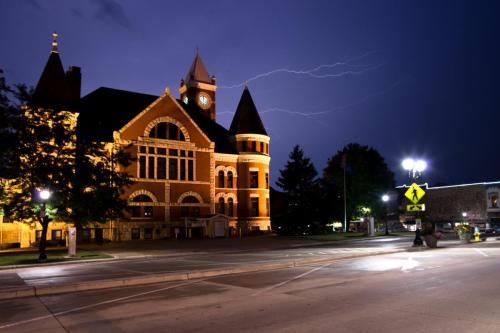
0,249,112,266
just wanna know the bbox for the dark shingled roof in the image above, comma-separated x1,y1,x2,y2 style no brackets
78,87,157,142
185,53,211,84
178,100,237,154
229,86,268,136
78,87,237,153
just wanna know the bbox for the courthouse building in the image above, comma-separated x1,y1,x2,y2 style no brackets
0,35,271,246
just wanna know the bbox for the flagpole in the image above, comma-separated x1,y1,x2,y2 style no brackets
343,159,347,233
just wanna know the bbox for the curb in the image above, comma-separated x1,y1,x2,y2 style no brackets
0,249,405,301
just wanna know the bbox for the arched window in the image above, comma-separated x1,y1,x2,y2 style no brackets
149,122,185,141
218,170,225,188
227,197,234,217
131,194,154,218
227,171,233,188
182,196,200,204
180,195,201,217
218,197,225,214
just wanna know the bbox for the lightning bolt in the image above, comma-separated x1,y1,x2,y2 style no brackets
259,80,403,118
219,51,382,89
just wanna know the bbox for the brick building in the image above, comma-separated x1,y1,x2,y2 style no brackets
1,35,271,246
400,182,500,231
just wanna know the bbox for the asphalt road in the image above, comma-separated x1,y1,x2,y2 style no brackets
1,237,411,289
2,240,499,332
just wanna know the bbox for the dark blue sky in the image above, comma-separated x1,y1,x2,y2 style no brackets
1,0,499,186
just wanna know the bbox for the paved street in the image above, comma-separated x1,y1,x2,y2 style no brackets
0,236,411,290
1,238,499,332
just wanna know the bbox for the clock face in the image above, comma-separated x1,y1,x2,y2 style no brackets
197,93,211,109
183,96,188,104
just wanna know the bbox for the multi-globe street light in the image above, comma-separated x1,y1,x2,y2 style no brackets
402,158,427,179
381,194,390,236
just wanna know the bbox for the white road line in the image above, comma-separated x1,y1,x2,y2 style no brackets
401,253,419,272
251,263,331,296
473,248,489,257
0,279,204,330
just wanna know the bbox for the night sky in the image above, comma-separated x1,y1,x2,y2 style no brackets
1,0,499,187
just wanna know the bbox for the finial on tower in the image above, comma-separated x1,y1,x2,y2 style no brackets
51,32,59,53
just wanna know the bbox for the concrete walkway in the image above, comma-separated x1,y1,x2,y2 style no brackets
0,235,488,300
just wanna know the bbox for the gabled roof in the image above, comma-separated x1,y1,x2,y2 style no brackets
229,86,268,136
78,87,237,153
78,87,157,142
185,53,212,84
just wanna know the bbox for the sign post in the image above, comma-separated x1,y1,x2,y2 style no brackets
405,183,426,246
68,227,76,257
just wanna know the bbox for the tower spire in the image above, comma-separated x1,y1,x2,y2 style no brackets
51,31,59,53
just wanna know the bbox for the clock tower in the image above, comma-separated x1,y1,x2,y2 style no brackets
179,52,217,121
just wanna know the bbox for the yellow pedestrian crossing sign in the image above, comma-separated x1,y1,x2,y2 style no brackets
407,204,425,212
405,183,425,204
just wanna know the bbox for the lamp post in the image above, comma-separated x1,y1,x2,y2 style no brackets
38,189,51,262
402,158,426,246
382,194,390,235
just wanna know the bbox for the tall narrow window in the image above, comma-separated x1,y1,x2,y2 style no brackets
169,158,178,180
266,198,270,217
157,157,166,179
242,141,247,152
251,141,256,152
227,171,233,188
250,171,258,188
148,156,155,178
188,160,194,181
218,197,225,214
265,173,269,189
260,142,264,152
251,197,259,217
139,156,146,178
228,198,234,217
180,159,186,180
218,170,225,188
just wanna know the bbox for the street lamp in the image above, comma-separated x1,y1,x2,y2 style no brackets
382,194,390,236
38,189,51,262
402,158,427,246
402,158,427,179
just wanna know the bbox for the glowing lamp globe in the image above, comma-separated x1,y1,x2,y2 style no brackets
39,190,51,201
382,194,389,202
402,158,414,171
415,160,427,172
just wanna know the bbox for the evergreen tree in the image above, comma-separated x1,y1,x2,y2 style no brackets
277,145,319,234
322,143,395,232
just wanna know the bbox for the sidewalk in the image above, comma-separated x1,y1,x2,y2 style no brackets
0,236,489,301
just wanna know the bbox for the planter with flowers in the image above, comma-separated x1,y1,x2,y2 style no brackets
455,224,471,243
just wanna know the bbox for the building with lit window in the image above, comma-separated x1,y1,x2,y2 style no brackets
0,35,271,246
399,181,500,231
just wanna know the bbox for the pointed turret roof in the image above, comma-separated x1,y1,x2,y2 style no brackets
185,52,212,84
32,32,69,109
229,86,268,136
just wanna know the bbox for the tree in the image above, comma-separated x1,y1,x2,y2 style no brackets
276,145,320,234
0,73,133,260
322,143,395,232
0,70,24,180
